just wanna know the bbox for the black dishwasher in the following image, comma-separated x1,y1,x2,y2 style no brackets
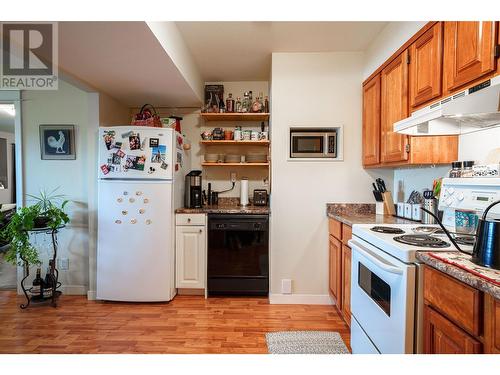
207,214,269,296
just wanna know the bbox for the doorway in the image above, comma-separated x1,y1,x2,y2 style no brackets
0,92,22,290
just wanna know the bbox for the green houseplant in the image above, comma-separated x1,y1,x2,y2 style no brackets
0,188,70,266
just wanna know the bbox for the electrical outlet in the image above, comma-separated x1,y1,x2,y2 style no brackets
57,258,69,270
281,279,292,294
230,172,237,183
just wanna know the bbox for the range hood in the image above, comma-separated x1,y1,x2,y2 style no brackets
394,75,500,136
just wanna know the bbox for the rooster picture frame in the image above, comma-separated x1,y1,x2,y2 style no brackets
39,124,76,160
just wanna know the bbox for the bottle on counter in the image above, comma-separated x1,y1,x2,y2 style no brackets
449,161,463,178
226,93,235,113
235,97,242,113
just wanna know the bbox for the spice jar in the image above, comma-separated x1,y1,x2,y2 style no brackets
449,161,463,178
462,161,475,177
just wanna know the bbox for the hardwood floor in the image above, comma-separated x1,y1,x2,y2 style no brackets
0,291,350,354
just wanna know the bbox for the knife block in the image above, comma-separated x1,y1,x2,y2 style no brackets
382,191,396,215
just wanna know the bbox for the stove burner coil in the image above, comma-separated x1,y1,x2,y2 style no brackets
393,234,450,248
370,226,405,234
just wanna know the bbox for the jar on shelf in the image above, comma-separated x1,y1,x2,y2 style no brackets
449,161,463,178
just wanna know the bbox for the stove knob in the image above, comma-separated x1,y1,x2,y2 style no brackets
448,187,455,195
457,193,464,201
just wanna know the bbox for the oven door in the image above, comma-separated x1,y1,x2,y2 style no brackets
349,237,416,354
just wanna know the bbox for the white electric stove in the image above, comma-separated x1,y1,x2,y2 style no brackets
348,223,472,355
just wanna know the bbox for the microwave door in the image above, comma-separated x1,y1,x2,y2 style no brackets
291,133,325,158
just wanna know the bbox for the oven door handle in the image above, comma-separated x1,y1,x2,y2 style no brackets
349,239,403,275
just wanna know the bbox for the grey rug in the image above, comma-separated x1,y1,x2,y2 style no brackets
265,331,350,354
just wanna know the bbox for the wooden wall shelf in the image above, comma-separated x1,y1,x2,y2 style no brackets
201,162,269,167
200,140,270,146
201,113,270,122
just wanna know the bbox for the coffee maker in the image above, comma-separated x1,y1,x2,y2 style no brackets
185,170,202,208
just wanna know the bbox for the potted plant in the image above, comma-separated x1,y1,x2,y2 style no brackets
0,188,70,266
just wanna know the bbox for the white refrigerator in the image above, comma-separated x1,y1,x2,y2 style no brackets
96,126,186,302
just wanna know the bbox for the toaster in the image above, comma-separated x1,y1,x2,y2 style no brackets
253,189,268,206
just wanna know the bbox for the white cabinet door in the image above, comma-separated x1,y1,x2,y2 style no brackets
175,226,206,289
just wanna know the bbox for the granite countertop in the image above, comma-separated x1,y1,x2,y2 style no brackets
176,205,270,215
176,197,269,215
416,252,500,300
326,203,416,226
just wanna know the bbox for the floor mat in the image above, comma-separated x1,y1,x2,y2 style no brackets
265,331,349,354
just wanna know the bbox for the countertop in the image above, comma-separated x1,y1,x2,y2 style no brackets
176,205,270,215
416,252,500,300
326,203,416,226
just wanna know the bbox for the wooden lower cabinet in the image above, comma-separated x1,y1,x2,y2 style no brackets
328,218,352,327
329,235,342,308
175,225,206,289
484,294,500,354
424,305,482,354
341,245,351,327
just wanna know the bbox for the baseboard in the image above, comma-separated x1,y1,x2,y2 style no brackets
177,288,205,296
87,290,96,300
269,293,334,305
60,285,87,295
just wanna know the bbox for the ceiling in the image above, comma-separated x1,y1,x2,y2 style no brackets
176,22,388,81
58,22,202,107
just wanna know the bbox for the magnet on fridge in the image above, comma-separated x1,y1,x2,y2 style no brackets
121,130,133,139
160,161,168,170
123,191,128,195
129,135,141,150
175,164,179,171
117,197,123,203
116,149,125,158
121,210,128,215
149,138,159,147
112,141,123,150
130,219,137,224
136,191,142,196
103,130,116,150
140,137,147,151
139,209,145,214
129,197,135,203
145,219,152,225
148,167,156,174
100,164,110,175
115,220,122,224
143,198,149,204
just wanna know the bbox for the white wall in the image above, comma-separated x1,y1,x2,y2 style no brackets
270,52,392,302
21,80,93,295
459,127,500,163
363,21,427,80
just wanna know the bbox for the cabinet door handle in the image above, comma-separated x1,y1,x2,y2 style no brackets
199,229,202,233
187,218,191,223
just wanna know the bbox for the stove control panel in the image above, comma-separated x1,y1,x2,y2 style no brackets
439,178,500,215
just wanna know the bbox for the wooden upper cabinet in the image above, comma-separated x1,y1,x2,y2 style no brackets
362,74,381,166
443,21,497,93
381,50,409,164
409,22,443,109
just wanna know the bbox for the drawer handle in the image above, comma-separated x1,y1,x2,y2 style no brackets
187,218,191,223
199,229,202,233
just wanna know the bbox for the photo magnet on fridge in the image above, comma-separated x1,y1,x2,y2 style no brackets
116,149,125,158
125,155,146,171
111,153,121,165
151,145,166,163
160,161,168,170
100,164,110,175
112,141,122,149
103,130,116,150
129,135,141,150
149,138,159,147
121,130,133,139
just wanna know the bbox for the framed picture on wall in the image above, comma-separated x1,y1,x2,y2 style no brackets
39,124,76,160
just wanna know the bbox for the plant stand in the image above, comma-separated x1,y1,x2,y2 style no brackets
19,226,64,309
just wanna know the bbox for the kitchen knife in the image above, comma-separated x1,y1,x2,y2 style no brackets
372,182,379,192
376,179,385,193
377,178,387,192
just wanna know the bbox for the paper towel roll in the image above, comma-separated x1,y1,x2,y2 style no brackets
240,177,249,206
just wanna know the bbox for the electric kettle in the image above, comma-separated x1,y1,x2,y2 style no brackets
422,200,500,271
471,200,500,270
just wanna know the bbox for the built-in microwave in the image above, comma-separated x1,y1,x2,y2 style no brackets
290,128,337,158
